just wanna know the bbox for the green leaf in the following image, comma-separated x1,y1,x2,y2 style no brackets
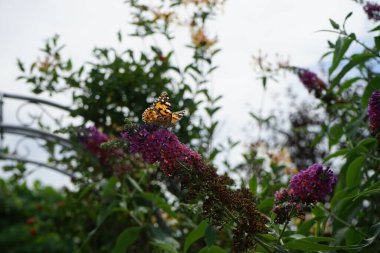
111,227,141,253
329,37,353,75
362,77,380,108
249,175,258,195
328,123,343,148
344,12,353,24
140,192,177,218
117,30,122,42
336,77,360,95
351,181,380,201
345,228,364,246
126,175,143,192
199,246,226,253
78,183,96,199
204,225,216,247
286,223,380,250
330,188,356,210
364,221,380,246
17,59,25,72
297,219,316,235
285,237,335,251
150,226,180,250
184,220,208,253
375,36,380,51
346,156,365,188
331,53,373,87
152,240,179,253
329,19,340,30
84,202,118,245
257,197,274,212
370,24,380,32
323,148,349,162
356,137,378,149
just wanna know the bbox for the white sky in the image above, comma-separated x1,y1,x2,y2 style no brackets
0,0,375,187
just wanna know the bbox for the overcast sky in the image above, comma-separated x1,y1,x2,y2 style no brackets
0,0,375,187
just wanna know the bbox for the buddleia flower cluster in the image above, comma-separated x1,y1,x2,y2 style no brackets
297,68,327,98
121,124,203,176
78,126,142,174
363,2,380,21
119,121,268,252
368,90,380,137
78,126,109,163
273,164,337,224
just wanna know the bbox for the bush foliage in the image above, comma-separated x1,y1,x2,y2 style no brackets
2,0,380,252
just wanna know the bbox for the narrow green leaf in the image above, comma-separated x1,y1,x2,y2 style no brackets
111,227,141,253
346,156,365,188
329,37,353,75
257,197,274,212
199,246,226,253
375,36,380,51
356,137,378,149
152,240,179,253
140,192,177,218
286,222,380,250
126,175,143,192
345,228,365,246
329,19,340,30
336,77,360,95
332,53,373,87
328,123,343,148
117,30,122,42
184,220,208,253
351,181,380,201
370,24,380,32
204,225,216,246
323,148,349,162
362,77,380,108
344,12,353,23
249,175,258,195
285,238,334,251
17,59,25,72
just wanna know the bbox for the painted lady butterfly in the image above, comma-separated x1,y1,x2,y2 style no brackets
142,91,185,127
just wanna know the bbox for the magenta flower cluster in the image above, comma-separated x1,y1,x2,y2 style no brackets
273,164,337,224
78,126,109,159
297,69,327,97
78,126,136,173
290,163,337,204
273,188,306,224
364,2,380,21
368,90,380,135
122,125,203,175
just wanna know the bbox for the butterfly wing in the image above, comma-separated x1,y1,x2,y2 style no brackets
153,92,173,125
142,107,169,126
142,107,158,125
171,110,185,125
143,91,185,127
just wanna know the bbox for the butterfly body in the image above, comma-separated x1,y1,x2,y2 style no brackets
142,92,185,127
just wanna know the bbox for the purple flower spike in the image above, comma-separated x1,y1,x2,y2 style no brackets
79,126,109,158
364,2,380,21
289,163,337,204
122,125,203,175
298,69,327,97
368,90,380,135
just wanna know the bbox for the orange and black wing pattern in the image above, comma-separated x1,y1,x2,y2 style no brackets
142,91,185,127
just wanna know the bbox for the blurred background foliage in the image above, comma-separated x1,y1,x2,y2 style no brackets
1,0,380,252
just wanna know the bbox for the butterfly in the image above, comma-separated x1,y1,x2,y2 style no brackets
142,91,185,127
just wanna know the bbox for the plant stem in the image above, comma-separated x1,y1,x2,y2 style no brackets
254,235,274,253
278,206,294,243
278,218,290,244
328,211,367,237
